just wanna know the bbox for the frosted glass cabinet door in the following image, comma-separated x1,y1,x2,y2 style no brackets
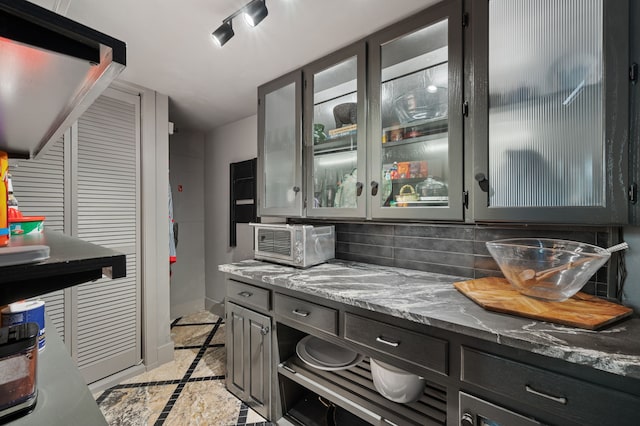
369,1,464,220
305,43,366,218
258,71,303,217
472,0,629,224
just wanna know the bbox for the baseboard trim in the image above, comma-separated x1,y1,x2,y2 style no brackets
207,298,225,317
89,364,146,394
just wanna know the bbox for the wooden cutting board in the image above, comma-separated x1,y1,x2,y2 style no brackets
453,277,633,330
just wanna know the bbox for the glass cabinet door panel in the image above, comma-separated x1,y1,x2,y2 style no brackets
306,44,366,217
488,0,604,208
472,0,628,224
259,74,302,216
370,2,463,221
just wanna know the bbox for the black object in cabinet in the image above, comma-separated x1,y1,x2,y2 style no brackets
226,301,272,420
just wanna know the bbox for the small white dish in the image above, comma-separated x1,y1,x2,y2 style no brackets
370,358,426,403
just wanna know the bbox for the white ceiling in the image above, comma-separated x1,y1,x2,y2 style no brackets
29,0,435,132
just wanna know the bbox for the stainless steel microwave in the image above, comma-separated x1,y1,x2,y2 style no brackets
249,223,335,268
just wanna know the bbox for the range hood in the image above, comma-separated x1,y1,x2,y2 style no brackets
0,0,126,159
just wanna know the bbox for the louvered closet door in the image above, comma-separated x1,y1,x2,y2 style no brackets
10,137,68,341
74,89,141,383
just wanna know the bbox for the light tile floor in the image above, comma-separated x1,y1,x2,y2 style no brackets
95,311,272,426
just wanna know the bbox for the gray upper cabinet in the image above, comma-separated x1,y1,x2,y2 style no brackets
470,0,630,224
257,71,304,217
305,43,367,218
368,0,464,221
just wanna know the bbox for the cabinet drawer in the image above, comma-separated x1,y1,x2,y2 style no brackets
226,280,270,311
274,293,338,336
344,313,448,375
461,347,640,425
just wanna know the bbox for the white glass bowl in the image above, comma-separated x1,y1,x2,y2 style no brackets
485,238,611,301
370,358,425,403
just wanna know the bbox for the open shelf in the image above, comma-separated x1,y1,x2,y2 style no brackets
279,356,447,426
0,230,126,305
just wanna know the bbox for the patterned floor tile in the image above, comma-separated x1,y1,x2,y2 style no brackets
191,346,226,378
99,383,177,426
176,311,220,325
171,324,215,347
95,310,273,426
163,380,241,426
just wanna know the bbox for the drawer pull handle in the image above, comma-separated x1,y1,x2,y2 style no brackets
238,291,253,298
376,336,400,347
525,385,567,405
292,309,310,317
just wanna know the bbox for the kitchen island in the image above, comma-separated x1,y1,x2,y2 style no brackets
220,259,640,425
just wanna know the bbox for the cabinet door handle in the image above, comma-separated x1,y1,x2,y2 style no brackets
356,181,363,197
525,385,567,405
293,186,300,194
260,326,270,335
292,309,310,317
376,336,399,347
238,291,253,298
371,181,379,196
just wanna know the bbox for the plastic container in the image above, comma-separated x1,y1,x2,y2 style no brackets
0,322,39,422
2,301,46,351
9,217,45,236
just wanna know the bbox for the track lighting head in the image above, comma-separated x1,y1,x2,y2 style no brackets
243,0,268,28
212,0,268,47
212,20,234,47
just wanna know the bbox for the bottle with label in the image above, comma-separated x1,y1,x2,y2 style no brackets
6,173,18,219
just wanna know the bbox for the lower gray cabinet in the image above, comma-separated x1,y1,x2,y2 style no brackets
226,301,272,420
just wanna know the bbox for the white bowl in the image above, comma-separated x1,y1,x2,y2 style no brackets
370,358,425,403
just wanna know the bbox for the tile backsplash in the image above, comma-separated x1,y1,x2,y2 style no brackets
295,220,621,298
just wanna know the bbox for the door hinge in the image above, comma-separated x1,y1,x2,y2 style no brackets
258,98,261,106
462,13,469,28
630,63,638,84
629,183,638,204
463,190,469,209
304,79,308,89
462,101,469,117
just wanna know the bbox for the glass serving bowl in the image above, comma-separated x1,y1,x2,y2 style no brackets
485,238,611,302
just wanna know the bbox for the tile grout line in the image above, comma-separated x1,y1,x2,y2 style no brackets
154,317,223,425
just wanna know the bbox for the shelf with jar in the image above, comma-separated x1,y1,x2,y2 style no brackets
382,117,448,147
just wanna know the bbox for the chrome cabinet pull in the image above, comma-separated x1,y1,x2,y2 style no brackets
292,309,310,317
525,385,567,405
238,291,253,298
260,326,270,336
376,336,400,347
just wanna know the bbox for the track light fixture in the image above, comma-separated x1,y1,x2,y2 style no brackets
211,0,268,47
212,20,234,47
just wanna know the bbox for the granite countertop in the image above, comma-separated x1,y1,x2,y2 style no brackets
219,259,640,380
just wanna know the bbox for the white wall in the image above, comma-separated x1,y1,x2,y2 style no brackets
169,131,206,319
204,115,258,313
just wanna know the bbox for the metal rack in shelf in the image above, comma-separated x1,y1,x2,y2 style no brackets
279,356,447,426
